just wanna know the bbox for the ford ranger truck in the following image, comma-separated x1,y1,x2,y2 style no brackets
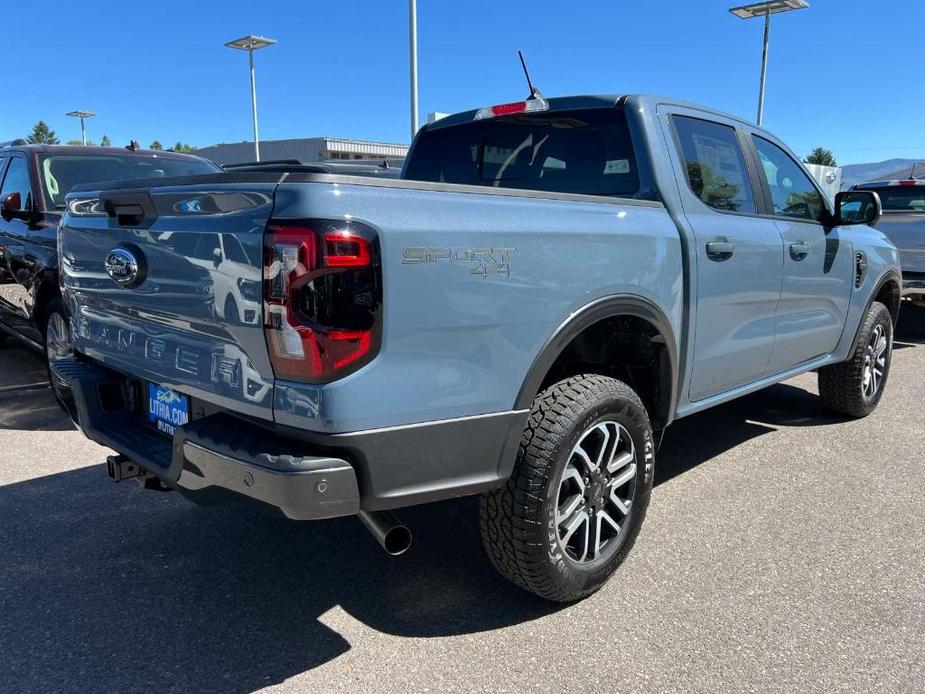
54,95,901,602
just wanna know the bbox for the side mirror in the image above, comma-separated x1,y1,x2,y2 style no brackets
834,190,881,227
212,247,223,266
0,192,22,222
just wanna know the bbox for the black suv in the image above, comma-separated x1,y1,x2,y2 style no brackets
0,144,219,361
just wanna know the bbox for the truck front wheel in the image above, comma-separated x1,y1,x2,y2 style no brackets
43,297,72,363
480,375,654,602
818,301,893,418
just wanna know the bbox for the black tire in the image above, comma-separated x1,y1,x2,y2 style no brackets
480,374,654,602
42,297,71,378
818,301,893,418
223,297,239,324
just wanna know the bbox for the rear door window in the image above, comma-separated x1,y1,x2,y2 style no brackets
404,108,641,198
672,116,757,214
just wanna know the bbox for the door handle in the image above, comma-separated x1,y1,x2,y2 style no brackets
789,242,811,261
706,239,736,261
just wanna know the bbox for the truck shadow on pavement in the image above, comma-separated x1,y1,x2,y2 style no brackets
1,466,557,692
0,312,922,692
895,303,925,348
657,303,923,484
0,344,74,431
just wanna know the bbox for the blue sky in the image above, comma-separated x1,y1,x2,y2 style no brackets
3,0,923,165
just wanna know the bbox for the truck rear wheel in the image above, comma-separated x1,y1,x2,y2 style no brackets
480,375,654,602
818,301,893,418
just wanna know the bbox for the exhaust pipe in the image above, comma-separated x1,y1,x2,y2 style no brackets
358,510,412,556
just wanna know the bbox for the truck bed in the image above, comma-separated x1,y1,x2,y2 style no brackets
61,172,682,433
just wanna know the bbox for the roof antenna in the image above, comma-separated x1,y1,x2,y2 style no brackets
518,50,544,101
911,161,919,180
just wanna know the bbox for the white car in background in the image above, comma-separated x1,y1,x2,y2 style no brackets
170,232,262,325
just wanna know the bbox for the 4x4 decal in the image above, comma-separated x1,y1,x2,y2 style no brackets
402,247,516,279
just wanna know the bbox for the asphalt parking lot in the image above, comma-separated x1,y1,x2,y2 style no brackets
1,307,923,694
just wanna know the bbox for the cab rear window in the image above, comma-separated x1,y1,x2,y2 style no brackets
403,108,641,198
861,186,925,212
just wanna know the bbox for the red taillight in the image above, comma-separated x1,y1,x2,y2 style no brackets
899,179,919,187
324,231,372,267
264,220,380,383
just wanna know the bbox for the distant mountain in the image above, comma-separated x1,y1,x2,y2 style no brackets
841,159,922,188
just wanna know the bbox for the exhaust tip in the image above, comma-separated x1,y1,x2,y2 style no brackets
382,525,412,556
358,510,413,556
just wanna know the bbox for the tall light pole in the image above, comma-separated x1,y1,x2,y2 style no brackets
730,0,808,126
225,35,277,161
66,110,96,145
409,0,419,140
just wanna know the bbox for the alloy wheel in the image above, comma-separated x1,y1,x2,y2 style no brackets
862,323,888,400
555,420,637,564
46,312,72,361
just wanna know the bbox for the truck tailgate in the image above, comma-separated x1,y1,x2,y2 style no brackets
60,181,278,421
877,213,925,274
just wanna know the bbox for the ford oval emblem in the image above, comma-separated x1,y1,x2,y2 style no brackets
105,245,146,288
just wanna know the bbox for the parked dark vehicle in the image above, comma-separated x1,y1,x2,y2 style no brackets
851,176,925,306
223,158,403,178
0,144,220,358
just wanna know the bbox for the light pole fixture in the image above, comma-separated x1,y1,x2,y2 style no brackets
729,0,809,126
66,110,96,146
409,0,419,140
225,34,277,162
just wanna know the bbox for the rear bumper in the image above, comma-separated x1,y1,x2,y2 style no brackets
177,439,358,521
50,355,525,518
51,356,359,520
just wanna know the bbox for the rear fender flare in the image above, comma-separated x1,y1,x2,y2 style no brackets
514,295,679,428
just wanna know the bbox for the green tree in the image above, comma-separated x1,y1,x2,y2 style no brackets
100,134,111,147
804,147,837,167
171,142,196,154
149,140,163,150
66,139,84,146
26,120,60,145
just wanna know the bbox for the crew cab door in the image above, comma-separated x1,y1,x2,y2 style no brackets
748,134,852,373
0,155,38,339
665,111,783,401
0,155,9,285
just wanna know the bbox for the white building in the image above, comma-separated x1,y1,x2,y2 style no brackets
804,163,842,202
195,137,408,166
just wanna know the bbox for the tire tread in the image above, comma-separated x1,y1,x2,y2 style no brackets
480,374,650,602
818,301,892,418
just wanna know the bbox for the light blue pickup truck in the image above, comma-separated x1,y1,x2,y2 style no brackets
54,94,900,601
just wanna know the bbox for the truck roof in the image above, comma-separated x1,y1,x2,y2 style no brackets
426,94,761,133
852,178,925,189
